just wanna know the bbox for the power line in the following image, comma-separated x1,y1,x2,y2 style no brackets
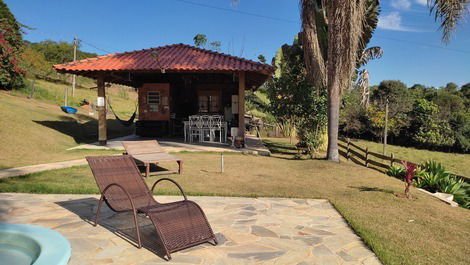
373,35,470,54
174,0,468,55
79,39,113,54
23,27,115,55
174,0,298,24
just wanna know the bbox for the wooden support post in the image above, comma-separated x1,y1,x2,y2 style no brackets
365,147,369,167
220,153,224,173
383,99,389,155
238,71,246,138
145,163,150,178
346,138,350,160
97,74,107,146
390,153,394,167
177,160,183,175
71,36,78,97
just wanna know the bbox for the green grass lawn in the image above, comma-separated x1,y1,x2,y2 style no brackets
350,139,470,178
1,143,469,265
0,88,134,168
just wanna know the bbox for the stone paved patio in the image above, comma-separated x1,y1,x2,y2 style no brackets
0,193,381,265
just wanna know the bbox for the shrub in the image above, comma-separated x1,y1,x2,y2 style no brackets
415,171,444,193
419,160,450,178
414,160,470,208
386,165,405,179
415,161,450,192
296,122,326,156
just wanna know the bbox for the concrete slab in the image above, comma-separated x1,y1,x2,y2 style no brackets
68,134,271,156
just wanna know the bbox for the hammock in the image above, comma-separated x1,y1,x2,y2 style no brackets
107,98,137,127
60,106,78,114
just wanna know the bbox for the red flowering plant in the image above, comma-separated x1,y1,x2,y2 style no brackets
399,161,417,199
0,21,25,90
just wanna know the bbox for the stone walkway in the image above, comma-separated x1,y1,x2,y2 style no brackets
0,159,87,179
0,193,381,265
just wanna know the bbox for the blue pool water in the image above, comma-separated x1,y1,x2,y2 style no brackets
0,223,71,265
0,243,38,265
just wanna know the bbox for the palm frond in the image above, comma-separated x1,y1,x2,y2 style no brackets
358,46,383,67
360,0,381,51
428,0,470,43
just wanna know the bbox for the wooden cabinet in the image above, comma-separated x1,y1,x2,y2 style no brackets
139,83,170,121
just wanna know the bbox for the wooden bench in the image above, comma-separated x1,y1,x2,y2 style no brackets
122,140,183,178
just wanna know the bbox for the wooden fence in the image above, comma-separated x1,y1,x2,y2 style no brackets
338,137,399,171
338,137,469,181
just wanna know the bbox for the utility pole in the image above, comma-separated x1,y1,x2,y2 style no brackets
64,81,68,106
71,36,78,97
383,98,389,155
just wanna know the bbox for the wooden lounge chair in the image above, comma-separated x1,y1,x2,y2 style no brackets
122,140,183,178
86,155,217,260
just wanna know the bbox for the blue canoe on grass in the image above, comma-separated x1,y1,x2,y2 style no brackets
60,106,78,114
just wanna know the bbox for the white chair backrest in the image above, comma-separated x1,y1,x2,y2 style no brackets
189,115,200,128
210,115,222,128
188,114,224,129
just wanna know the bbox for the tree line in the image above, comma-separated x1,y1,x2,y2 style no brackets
341,81,470,153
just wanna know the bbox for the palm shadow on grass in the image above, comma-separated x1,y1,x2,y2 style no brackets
34,114,134,144
263,139,298,156
262,139,327,161
349,186,394,194
56,198,169,260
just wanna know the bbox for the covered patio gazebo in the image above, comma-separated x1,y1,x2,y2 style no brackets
54,44,274,145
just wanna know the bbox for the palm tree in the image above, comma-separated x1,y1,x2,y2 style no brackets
301,0,380,161
233,0,469,161
300,0,468,161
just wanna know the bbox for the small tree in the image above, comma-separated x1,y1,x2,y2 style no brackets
0,0,24,90
267,35,327,154
257,54,267,63
209,41,221,51
193,34,207,48
400,161,417,199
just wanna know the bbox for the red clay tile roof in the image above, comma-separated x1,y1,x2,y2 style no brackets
53,43,274,75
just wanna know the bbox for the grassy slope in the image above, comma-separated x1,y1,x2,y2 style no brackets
18,79,138,116
1,146,469,265
0,81,137,168
351,139,470,177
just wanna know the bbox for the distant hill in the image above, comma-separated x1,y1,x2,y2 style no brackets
21,40,98,87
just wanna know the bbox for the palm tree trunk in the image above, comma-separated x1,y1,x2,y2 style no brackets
325,0,366,161
327,78,340,161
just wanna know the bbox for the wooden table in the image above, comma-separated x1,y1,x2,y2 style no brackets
132,153,183,178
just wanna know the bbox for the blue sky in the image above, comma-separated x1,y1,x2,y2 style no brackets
6,0,470,87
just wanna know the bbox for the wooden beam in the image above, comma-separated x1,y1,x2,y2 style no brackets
97,74,107,145
238,71,246,138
